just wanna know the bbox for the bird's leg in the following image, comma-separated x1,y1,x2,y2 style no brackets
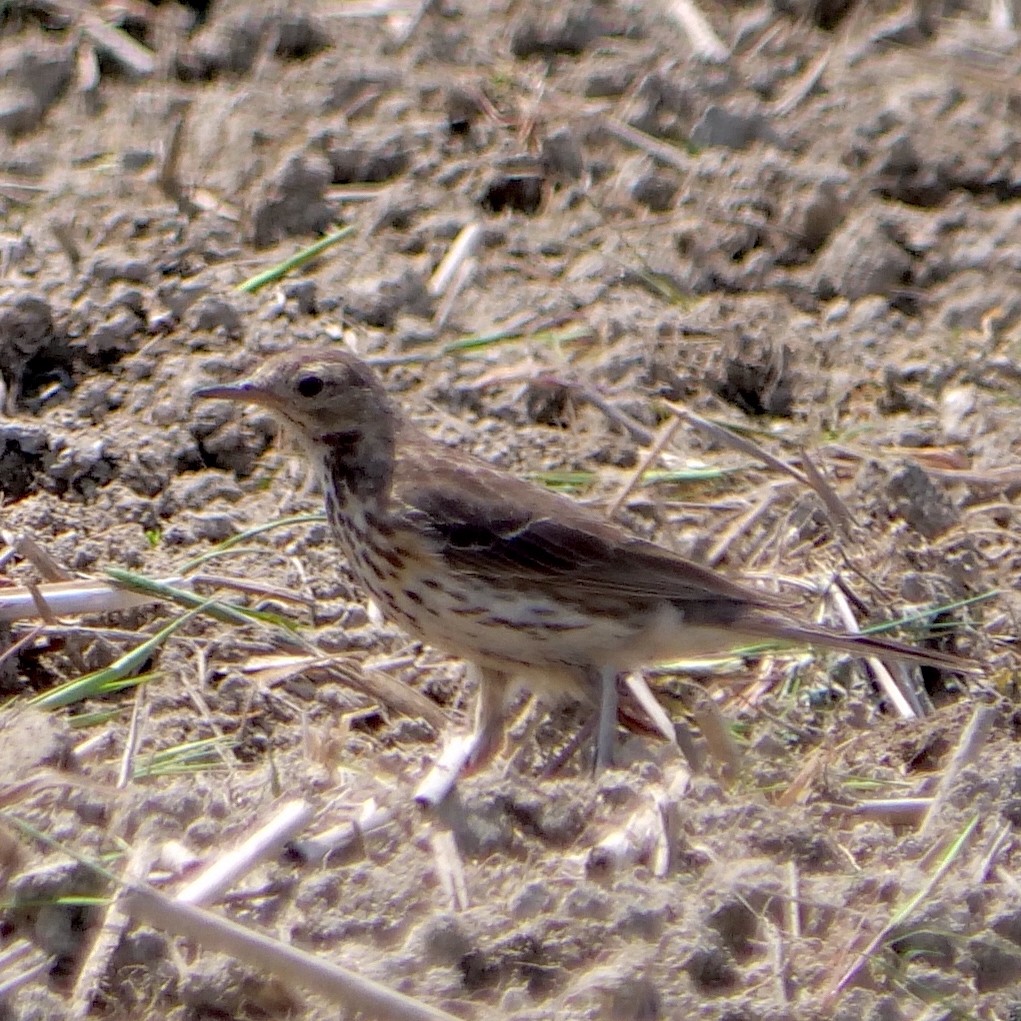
465,665,512,772
415,665,512,807
593,664,619,772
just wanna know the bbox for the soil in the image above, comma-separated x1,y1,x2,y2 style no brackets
2,1,1021,1019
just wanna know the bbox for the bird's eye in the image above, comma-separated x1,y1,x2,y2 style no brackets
296,374,324,398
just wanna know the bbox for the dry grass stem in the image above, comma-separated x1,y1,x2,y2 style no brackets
191,574,315,608
70,845,156,1020
430,827,469,911
71,729,117,766
0,577,190,623
670,405,809,485
310,661,448,732
972,819,1012,884
652,761,692,873
828,585,921,719
0,948,51,999
606,418,682,519
176,800,314,906
786,862,801,940
291,800,394,864
798,448,856,536
706,481,794,567
4,533,70,580
851,798,932,826
115,685,146,789
327,0,419,15
919,704,998,841
768,919,789,1004
602,117,695,173
414,734,477,807
432,255,477,332
0,623,42,671
121,882,464,1021
771,50,831,116
242,654,448,732
777,748,825,808
660,0,729,62
82,13,156,76
569,384,655,445
622,672,676,743
826,814,979,1003
428,222,482,298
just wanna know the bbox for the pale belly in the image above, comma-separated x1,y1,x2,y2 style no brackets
327,502,737,696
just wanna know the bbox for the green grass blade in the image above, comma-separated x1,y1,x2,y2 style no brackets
179,514,326,574
236,226,355,294
442,322,593,354
105,567,298,631
30,601,216,709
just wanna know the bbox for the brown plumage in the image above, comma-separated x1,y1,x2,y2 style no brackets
195,346,964,772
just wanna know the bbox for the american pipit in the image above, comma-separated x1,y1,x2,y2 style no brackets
195,347,964,773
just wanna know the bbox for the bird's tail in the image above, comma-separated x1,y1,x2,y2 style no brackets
736,614,973,672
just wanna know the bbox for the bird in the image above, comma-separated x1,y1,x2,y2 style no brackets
194,346,966,775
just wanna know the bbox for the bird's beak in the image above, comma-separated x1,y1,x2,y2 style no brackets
193,381,272,406
193,382,250,401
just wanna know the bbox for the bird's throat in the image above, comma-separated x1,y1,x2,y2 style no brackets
314,428,395,509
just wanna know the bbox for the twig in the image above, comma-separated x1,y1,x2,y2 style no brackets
653,760,691,874
786,861,801,940
415,734,476,807
82,13,156,76
972,819,1012,884
771,50,831,116
706,481,794,567
158,107,200,216
4,532,70,581
191,574,316,608
309,660,447,732
768,918,789,1004
0,953,51,998
570,383,655,445
622,672,676,743
851,798,931,826
0,623,42,671
432,255,477,333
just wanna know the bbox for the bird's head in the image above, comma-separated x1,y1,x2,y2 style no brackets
194,346,396,448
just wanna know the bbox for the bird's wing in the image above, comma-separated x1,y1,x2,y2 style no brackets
392,437,782,609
